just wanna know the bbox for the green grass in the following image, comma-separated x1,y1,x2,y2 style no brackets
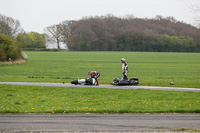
1,51,199,114
0,51,200,88
0,84,199,113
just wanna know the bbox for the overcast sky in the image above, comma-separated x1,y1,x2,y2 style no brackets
0,0,199,33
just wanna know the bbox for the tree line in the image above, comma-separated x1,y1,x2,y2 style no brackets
1,13,200,61
0,14,23,61
50,15,199,52
0,14,45,61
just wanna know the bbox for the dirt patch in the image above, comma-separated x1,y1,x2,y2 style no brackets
0,59,27,65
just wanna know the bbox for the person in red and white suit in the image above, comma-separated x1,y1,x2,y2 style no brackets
88,71,100,86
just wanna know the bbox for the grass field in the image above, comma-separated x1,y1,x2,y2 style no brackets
0,51,200,113
0,84,199,113
0,51,199,88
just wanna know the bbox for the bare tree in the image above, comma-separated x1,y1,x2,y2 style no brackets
59,20,74,49
190,4,200,28
43,24,62,49
0,14,24,37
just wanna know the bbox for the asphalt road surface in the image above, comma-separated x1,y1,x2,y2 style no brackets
0,82,200,92
0,114,200,132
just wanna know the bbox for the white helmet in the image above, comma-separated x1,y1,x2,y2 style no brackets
121,58,125,62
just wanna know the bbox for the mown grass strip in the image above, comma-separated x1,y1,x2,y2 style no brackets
0,84,199,113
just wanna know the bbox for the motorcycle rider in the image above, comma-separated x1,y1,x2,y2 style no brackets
88,71,100,86
121,58,128,80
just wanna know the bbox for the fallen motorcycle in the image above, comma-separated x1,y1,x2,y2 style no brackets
71,78,95,85
110,78,139,85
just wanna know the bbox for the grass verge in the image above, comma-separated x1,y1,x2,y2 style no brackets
0,84,199,113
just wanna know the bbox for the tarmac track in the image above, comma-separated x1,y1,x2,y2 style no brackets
0,114,200,132
0,82,200,92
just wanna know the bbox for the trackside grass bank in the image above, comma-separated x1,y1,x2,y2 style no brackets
0,51,199,88
0,84,199,113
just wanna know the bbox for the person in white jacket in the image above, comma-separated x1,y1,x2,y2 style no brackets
121,58,128,80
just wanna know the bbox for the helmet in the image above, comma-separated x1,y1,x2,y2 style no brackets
88,71,95,76
121,58,125,62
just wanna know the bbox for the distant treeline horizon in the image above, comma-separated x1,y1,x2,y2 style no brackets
53,15,200,52
1,13,200,53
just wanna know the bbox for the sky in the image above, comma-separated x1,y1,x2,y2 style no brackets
0,0,199,33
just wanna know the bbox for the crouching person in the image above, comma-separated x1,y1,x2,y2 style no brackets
88,71,100,86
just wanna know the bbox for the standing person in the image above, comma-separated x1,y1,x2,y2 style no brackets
88,71,100,86
121,58,128,80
